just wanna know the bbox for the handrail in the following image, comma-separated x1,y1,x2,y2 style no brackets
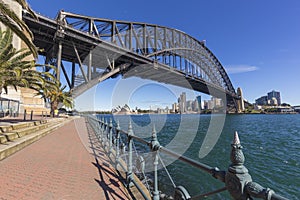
86,114,289,200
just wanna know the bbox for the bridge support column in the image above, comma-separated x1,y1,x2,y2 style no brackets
88,51,92,80
236,87,245,113
56,41,63,81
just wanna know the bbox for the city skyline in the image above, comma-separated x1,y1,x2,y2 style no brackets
27,0,300,110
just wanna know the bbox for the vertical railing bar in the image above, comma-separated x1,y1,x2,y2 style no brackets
127,120,134,187
150,125,160,200
115,120,121,169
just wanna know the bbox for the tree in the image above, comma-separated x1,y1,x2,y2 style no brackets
0,28,54,96
0,0,37,57
37,82,74,116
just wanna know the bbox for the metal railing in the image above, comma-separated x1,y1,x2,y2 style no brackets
86,115,289,200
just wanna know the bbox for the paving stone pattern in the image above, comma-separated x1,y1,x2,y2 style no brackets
0,118,130,200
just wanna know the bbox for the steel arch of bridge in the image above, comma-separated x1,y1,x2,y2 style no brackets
23,10,239,107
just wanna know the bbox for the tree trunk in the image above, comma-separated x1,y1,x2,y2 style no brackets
51,100,58,117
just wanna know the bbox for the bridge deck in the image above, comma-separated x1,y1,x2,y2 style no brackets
0,118,133,199
23,12,240,103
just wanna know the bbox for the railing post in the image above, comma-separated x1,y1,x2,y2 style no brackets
101,117,106,146
225,132,288,200
104,119,108,148
97,119,102,141
127,121,134,187
121,143,126,154
225,131,252,200
150,125,160,200
108,118,113,156
115,120,121,168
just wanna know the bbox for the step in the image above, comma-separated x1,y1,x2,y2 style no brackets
0,126,13,133
2,132,19,141
11,122,35,130
15,123,50,138
0,118,73,161
0,118,66,144
0,135,7,144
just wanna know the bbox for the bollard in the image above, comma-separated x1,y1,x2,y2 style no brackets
24,109,27,121
150,125,161,200
127,121,134,187
30,110,33,121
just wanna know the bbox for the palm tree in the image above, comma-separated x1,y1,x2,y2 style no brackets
0,28,54,95
0,0,37,57
37,82,74,116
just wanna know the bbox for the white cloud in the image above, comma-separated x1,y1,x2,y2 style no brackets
225,65,259,74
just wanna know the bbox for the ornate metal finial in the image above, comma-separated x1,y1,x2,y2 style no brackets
225,131,252,200
116,120,120,131
128,120,134,136
230,131,245,165
150,124,160,151
233,131,240,145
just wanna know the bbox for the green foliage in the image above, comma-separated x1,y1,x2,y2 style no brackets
0,28,54,95
0,0,37,57
0,26,73,115
36,81,74,114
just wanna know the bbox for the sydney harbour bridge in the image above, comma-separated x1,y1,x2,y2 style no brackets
23,10,244,111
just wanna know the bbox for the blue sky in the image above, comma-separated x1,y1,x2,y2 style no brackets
28,0,300,110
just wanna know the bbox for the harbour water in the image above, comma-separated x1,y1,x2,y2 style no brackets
100,114,300,199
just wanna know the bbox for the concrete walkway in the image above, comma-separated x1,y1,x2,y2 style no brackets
0,118,131,200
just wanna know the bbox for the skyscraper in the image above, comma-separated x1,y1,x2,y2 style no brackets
267,90,281,105
196,96,202,111
178,92,186,113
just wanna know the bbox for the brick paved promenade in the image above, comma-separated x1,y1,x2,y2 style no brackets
0,118,131,200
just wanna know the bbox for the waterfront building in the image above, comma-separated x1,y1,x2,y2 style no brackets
255,90,281,106
203,100,209,110
186,100,193,111
171,103,177,113
293,106,300,113
255,96,268,105
196,96,202,111
212,97,222,108
112,104,132,115
267,90,281,105
269,97,278,106
192,99,199,112
178,92,186,113
208,100,214,109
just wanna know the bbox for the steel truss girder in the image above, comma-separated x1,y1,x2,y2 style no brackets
56,11,236,95
23,10,239,107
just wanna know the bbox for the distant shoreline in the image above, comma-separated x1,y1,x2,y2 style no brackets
88,111,299,115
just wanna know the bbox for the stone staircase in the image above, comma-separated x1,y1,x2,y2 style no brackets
0,117,74,160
